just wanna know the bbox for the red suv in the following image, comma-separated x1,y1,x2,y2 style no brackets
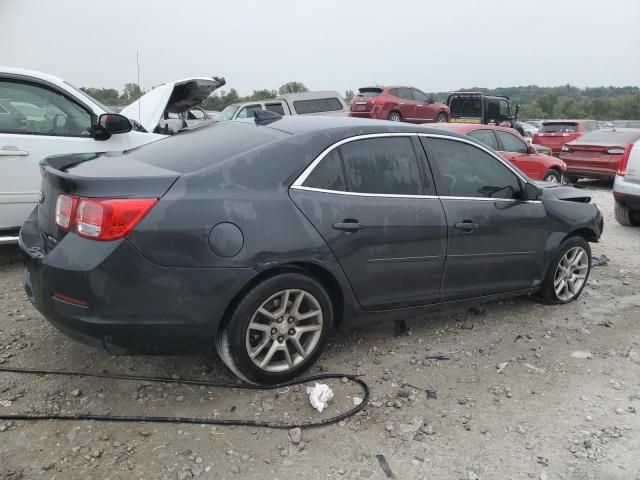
532,120,603,155
431,123,567,182
349,86,450,123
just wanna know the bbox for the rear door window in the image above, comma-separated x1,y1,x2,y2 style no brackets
467,129,499,150
302,150,346,191
340,137,423,195
390,88,413,100
292,98,343,114
495,130,528,153
265,103,285,115
421,137,521,199
412,89,430,102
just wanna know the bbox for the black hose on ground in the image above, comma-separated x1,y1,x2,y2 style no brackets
0,366,369,429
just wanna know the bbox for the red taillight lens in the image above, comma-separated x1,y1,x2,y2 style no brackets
617,143,634,177
54,195,157,241
55,195,78,229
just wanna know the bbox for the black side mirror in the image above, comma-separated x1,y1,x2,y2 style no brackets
94,113,132,141
522,182,542,201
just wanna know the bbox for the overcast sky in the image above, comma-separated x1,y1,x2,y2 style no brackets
1,0,639,95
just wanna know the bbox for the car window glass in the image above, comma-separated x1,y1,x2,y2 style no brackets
340,137,422,195
390,88,411,100
467,129,499,150
499,100,510,116
188,109,205,119
265,103,285,115
495,130,528,153
303,149,345,191
292,98,343,114
412,89,429,102
422,137,521,199
236,105,262,119
0,80,92,137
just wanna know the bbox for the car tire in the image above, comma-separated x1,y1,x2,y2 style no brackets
543,169,561,183
614,201,640,227
436,113,448,123
215,273,334,385
536,236,591,305
388,111,402,122
568,176,580,184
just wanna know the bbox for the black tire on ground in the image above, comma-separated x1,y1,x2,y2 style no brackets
568,176,580,184
542,169,561,183
436,113,448,123
536,236,591,305
388,111,402,122
215,273,334,385
614,201,640,226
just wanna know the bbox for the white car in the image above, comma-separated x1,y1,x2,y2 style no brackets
0,67,225,243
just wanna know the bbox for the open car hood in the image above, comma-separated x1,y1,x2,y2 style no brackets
120,76,225,132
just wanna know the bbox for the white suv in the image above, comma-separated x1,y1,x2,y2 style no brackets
0,67,224,243
613,139,640,226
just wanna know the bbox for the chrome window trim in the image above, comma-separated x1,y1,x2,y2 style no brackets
290,132,540,203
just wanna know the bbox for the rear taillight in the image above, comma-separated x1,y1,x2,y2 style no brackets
55,195,78,229
55,195,157,241
616,143,634,176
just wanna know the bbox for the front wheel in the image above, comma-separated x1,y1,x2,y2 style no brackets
436,113,448,123
536,236,591,305
543,169,561,183
215,273,334,384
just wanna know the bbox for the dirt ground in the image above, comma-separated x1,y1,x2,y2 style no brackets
1,182,639,480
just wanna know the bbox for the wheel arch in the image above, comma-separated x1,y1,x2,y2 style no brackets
217,262,346,335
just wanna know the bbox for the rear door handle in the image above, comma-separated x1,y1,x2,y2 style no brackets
333,221,365,233
454,221,479,232
0,147,29,156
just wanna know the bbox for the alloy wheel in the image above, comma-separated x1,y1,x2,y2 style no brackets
544,173,559,183
245,289,323,373
436,113,447,122
553,246,589,301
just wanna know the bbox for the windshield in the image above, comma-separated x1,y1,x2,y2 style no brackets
63,81,112,112
219,105,240,121
540,122,578,133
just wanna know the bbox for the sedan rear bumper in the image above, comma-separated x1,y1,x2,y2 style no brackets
19,210,256,354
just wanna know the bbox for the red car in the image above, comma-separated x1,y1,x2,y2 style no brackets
532,120,603,155
431,123,566,182
349,86,450,123
560,128,640,181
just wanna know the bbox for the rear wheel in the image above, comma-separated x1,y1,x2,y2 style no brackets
215,273,333,385
388,111,402,122
614,201,640,226
436,112,448,123
543,169,561,183
536,236,591,305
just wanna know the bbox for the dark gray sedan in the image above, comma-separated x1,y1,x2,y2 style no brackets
20,115,603,384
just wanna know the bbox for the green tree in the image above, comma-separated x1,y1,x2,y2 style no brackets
535,94,557,117
344,90,355,102
120,83,144,104
80,87,121,106
248,89,277,100
278,82,308,95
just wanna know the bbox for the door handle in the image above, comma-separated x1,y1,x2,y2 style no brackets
0,147,29,156
454,221,479,232
333,221,365,233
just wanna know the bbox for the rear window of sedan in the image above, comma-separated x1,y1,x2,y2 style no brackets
577,130,640,144
540,122,578,133
130,122,287,173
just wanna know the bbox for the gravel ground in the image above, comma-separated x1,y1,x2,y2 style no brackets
1,182,639,480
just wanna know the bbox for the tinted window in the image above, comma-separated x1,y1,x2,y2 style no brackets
303,149,345,191
495,130,528,153
449,96,482,117
540,122,578,133
0,80,91,136
412,89,429,102
499,100,510,116
340,137,422,195
467,129,499,150
422,138,521,199
390,88,412,100
265,103,285,115
293,98,343,114
357,88,382,97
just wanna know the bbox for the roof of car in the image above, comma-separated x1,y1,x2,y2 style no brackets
226,99,281,108
0,66,66,87
427,123,520,135
276,91,344,100
542,119,593,124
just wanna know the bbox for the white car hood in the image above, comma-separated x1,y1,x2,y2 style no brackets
121,76,225,133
